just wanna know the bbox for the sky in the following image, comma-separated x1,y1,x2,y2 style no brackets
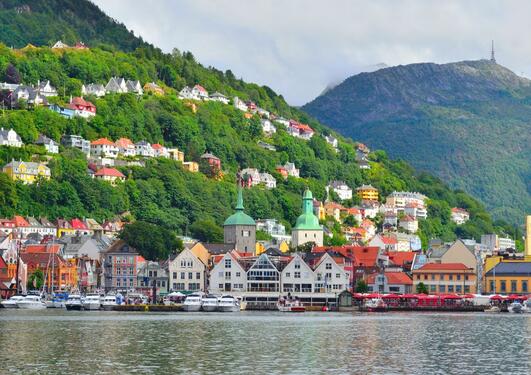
92,0,531,105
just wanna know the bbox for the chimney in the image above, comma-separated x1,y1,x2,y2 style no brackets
526,215,531,258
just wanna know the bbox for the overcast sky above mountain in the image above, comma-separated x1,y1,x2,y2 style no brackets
92,0,531,105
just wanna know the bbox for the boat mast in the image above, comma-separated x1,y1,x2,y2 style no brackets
15,230,20,294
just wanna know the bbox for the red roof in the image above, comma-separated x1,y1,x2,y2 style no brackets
416,263,471,271
380,236,398,245
152,143,164,150
401,215,416,222
347,208,361,215
70,218,88,230
194,84,207,93
367,272,412,285
451,207,469,214
24,244,61,254
312,245,380,267
386,251,416,267
361,218,374,228
94,168,125,178
91,138,114,146
115,138,134,148
20,252,65,268
13,216,29,227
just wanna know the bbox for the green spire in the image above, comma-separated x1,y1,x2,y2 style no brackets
223,186,255,226
236,186,244,210
294,189,321,230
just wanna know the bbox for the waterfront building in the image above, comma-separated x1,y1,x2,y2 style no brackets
223,188,256,253
281,253,315,293
291,189,324,248
103,240,142,292
137,261,169,299
20,252,77,291
428,239,478,271
412,263,477,294
484,262,531,294
168,247,209,292
246,253,282,292
367,272,413,294
209,251,247,293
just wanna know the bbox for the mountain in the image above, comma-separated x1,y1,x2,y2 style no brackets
0,0,516,246
318,63,389,96
303,60,531,224
0,0,146,51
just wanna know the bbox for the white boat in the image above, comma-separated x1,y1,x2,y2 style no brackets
16,295,46,309
364,298,388,312
101,295,117,311
65,294,83,311
201,295,220,312
1,295,25,308
508,302,523,314
484,305,501,313
182,293,203,312
237,296,247,311
83,294,102,310
218,295,240,312
277,297,306,312
523,300,531,313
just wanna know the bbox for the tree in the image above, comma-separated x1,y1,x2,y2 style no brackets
342,215,359,227
256,230,272,241
27,269,44,290
355,279,368,293
189,219,223,243
4,64,21,84
119,221,182,261
290,241,315,253
416,282,428,294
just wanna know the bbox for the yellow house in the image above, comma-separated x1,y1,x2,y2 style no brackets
3,160,51,184
356,184,379,201
167,148,185,162
183,161,199,173
187,242,211,266
484,260,531,294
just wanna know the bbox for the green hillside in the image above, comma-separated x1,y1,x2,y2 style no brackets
302,60,531,225
0,0,516,247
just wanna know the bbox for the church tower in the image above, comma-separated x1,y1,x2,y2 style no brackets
291,189,323,248
223,187,256,253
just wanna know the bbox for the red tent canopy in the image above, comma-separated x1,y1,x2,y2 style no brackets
462,294,475,299
441,294,462,300
417,294,439,300
382,294,401,299
364,293,382,298
489,295,505,300
401,294,419,299
507,294,527,300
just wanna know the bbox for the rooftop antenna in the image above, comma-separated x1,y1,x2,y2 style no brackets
490,40,496,63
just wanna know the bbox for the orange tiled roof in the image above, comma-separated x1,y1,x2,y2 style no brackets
417,263,471,271
94,168,125,178
91,138,114,146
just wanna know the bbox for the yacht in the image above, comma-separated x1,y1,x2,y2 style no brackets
45,293,68,309
182,293,203,312
201,294,220,312
218,295,240,312
65,294,83,311
277,297,306,312
83,294,102,310
364,298,388,312
16,295,46,309
1,295,25,308
102,295,118,311
508,302,523,314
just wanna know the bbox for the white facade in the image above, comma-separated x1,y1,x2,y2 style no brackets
168,248,207,292
451,209,470,225
328,181,352,201
91,142,119,159
313,253,350,293
81,83,106,97
135,141,155,158
0,128,23,148
233,97,248,112
210,92,229,104
281,254,315,293
209,253,247,293
259,173,277,189
260,119,277,134
283,162,299,178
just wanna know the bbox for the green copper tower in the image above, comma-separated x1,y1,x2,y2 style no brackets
291,189,323,247
223,186,256,252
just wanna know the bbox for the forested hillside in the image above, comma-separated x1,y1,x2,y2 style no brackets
303,60,531,225
0,0,517,248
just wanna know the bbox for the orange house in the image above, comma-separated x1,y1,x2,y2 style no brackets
20,252,78,291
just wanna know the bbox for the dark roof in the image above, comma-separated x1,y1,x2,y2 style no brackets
485,262,531,277
202,243,235,255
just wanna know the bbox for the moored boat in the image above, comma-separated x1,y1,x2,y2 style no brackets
16,295,46,309
484,305,501,313
1,295,25,308
277,297,306,312
182,293,203,312
101,294,118,311
508,302,523,314
65,294,83,311
83,294,102,310
218,295,240,312
364,298,388,312
201,294,220,312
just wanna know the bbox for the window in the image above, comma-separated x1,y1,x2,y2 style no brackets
430,285,436,292
294,262,301,269
523,280,528,293
500,281,506,292
448,285,454,292
511,280,517,292
148,271,153,277
465,275,469,281
325,273,332,280
431,274,435,280
236,272,241,277
464,285,470,293
439,275,444,280
438,285,446,293
423,275,427,280
180,272,185,280
285,272,290,278
489,280,495,292
456,285,462,293
242,230,250,237
173,283,177,290
225,259,232,268
188,272,193,280
180,260,185,267
187,260,193,268
173,272,177,279
218,284,223,289
225,272,231,280
456,275,461,281
196,272,201,280
294,272,301,279
336,273,341,279
326,263,332,270
448,275,453,281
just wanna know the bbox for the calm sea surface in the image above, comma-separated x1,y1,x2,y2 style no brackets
0,309,529,375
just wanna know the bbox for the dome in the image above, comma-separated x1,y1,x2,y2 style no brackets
223,188,256,226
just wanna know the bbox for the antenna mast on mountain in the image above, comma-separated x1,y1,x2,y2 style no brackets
490,40,496,63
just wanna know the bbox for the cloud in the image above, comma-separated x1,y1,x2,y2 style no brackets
92,0,531,105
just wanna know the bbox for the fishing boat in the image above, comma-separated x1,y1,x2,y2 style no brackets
218,295,240,312
364,298,388,312
182,293,203,312
65,294,83,311
1,295,25,308
83,294,102,310
16,295,46,309
201,294,220,312
277,297,306,312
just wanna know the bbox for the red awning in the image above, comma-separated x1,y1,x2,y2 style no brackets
401,294,418,299
382,294,401,299
441,294,462,300
462,294,475,299
489,295,505,300
507,294,528,300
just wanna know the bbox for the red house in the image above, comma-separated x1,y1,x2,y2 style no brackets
68,97,96,117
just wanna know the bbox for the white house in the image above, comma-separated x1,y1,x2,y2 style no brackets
274,117,290,127
35,135,59,154
178,86,194,100
240,168,276,189
260,119,277,135
328,181,352,201
288,120,314,140
0,128,23,148
192,84,209,100
114,138,136,157
283,162,299,178
246,254,281,293
451,208,470,225
281,254,315,293
404,202,428,219
81,83,106,97
135,141,155,158
152,144,169,158
369,234,398,252
126,80,143,95
256,107,270,119
105,77,128,93
259,173,277,189
233,97,248,112
386,191,427,213
312,253,349,293
324,135,338,149
168,248,208,292
90,138,119,159
35,80,58,97
399,215,418,233
209,252,247,293
209,92,229,104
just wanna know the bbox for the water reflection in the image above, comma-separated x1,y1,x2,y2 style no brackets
0,310,529,374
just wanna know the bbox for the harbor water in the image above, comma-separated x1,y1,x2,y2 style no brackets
0,310,529,374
